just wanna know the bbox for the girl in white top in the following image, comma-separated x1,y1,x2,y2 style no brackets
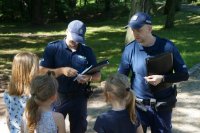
22,71,66,133
3,52,39,133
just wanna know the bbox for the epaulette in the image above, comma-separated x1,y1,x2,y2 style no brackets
48,40,61,45
125,40,136,47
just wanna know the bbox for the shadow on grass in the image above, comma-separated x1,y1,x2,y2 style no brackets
0,26,126,78
0,11,199,78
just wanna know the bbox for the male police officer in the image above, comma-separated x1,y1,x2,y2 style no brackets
118,12,189,133
40,20,101,133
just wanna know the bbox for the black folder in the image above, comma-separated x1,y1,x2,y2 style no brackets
82,59,109,75
74,60,109,81
146,52,173,93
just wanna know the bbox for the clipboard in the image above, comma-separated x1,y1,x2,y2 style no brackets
146,52,173,93
83,59,109,75
146,52,173,75
74,59,109,81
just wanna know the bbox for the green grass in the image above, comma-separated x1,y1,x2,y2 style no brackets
0,11,200,80
152,12,200,68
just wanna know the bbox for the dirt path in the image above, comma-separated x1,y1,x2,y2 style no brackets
172,64,200,133
1,64,200,133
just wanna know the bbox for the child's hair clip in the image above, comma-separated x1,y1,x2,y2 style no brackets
31,93,36,97
126,88,130,91
47,71,55,76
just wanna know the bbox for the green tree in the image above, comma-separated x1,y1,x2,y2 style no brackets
31,0,44,25
164,0,176,28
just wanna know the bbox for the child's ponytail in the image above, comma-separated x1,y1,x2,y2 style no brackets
103,73,137,124
25,71,58,132
25,96,40,133
126,89,137,124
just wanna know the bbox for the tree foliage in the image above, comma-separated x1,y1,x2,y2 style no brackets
0,0,129,25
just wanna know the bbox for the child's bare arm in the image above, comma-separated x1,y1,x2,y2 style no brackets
137,124,144,133
21,120,24,133
20,114,26,133
5,110,10,130
53,112,66,133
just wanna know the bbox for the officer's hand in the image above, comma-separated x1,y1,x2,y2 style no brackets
76,74,91,84
144,75,164,86
62,67,78,77
100,81,106,89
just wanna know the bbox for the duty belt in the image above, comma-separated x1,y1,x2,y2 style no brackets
136,98,156,105
136,98,157,111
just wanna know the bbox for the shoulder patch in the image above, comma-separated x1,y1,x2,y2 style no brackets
182,64,187,68
157,36,172,45
49,40,61,44
125,40,136,47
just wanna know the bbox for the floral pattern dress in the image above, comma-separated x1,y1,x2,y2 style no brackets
3,92,29,133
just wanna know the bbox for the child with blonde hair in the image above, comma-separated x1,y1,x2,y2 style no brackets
22,71,66,133
3,52,39,133
94,73,143,133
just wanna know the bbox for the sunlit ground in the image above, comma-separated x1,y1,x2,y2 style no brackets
0,77,200,133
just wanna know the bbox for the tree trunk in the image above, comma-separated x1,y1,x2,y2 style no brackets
125,0,152,44
164,0,181,14
31,0,44,25
104,0,111,11
9,0,15,20
164,0,170,14
67,0,77,9
175,0,181,11
84,0,88,6
150,0,157,14
55,0,66,21
47,0,56,23
165,0,176,28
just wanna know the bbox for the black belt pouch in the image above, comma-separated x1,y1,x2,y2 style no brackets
155,86,177,111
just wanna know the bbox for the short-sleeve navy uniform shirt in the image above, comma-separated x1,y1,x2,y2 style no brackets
40,39,97,93
94,109,140,133
118,36,188,99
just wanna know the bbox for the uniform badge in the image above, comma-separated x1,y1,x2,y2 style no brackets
79,29,83,34
132,15,138,21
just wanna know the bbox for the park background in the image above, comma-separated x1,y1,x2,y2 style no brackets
0,0,200,132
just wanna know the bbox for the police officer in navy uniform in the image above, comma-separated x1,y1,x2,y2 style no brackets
40,20,101,133
118,12,189,133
